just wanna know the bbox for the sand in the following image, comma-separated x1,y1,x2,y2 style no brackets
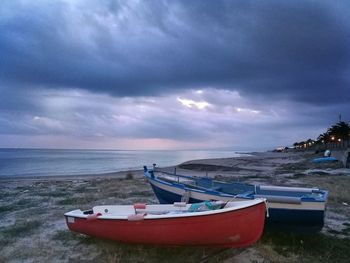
1,151,350,262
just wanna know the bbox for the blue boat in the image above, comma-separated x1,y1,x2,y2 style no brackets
313,157,338,163
144,166,328,230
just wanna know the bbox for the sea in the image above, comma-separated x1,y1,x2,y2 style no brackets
0,148,248,178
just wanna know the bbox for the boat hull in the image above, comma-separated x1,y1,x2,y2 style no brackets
65,202,266,248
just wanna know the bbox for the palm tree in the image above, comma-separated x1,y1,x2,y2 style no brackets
327,121,350,141
291,120,350,149
317,132,330,143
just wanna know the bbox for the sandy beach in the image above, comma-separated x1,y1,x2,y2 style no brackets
1,151,350,262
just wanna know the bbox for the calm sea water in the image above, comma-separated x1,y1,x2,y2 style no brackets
0,148,247,177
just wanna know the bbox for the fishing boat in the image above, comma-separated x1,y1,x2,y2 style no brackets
65,199,266,248
144,166,328,230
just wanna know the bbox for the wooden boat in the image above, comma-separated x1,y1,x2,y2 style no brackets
65,199,266,248
144,166,328,230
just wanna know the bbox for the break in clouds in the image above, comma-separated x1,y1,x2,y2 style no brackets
0,0,350,149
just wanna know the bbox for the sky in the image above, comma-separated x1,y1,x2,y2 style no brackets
0,0,350,150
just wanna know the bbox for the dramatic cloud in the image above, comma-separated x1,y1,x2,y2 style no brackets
0,87,342,149
0,0,350,149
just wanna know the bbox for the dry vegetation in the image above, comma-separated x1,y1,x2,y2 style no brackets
1,153,350,262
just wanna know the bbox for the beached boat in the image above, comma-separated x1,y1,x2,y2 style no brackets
144,166,328,230
313,157,338,163
65,199,266,247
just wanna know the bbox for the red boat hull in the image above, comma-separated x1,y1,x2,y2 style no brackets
65,202,266,248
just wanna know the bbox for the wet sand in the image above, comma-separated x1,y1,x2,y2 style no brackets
1,151,350,262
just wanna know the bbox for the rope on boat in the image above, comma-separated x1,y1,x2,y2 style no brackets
263,199,269,217
223,194,238,208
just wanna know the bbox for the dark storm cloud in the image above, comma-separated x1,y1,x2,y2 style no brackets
1,0,350,105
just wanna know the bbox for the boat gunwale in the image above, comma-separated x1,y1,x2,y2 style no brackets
151,175,234,197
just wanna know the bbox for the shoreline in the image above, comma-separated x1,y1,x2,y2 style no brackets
0,148,251,179
0,151,258,182
0,169,144,182
2,150,349,184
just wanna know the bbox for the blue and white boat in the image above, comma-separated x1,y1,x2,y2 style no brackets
144,166,328,230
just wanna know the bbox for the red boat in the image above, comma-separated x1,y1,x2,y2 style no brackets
64,199,266,248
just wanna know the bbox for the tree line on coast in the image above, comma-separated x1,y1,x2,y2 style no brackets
293,121,350,149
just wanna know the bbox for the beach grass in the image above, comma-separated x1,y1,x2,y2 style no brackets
0,204,14,213
125,172,134,180
259,229,350,262
1,152,350,262
56,195,98,205
0,220,41,246
53,233,237,263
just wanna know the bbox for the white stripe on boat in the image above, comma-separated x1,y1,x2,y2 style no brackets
259,185,319,192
